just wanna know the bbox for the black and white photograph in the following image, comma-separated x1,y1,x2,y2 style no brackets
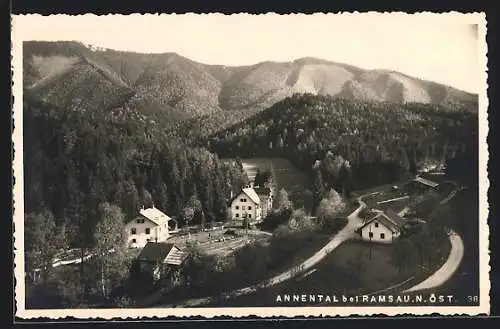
12,12,489,318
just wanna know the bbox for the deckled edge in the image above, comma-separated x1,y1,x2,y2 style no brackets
11,12,490,321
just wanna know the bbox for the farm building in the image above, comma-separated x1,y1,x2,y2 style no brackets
125,206,178,248
413,176,439,188
402,176,440,195
359,209,406,244
229,187,263,222
133,242,186,281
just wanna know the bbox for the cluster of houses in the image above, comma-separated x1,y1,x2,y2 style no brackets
124,181,275,281
357,175,440,244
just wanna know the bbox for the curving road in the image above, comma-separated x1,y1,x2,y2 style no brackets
157,184,466,306
249,204,365,290
403,231,464,293
157,196,370,307
403,182,465,293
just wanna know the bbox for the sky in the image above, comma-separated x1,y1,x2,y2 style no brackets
13,13,484,93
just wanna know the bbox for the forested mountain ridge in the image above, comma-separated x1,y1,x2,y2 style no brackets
23,96,249,248
207,94,478,203
24,41,478,128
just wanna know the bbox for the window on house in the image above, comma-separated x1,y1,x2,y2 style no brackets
248,206,252,210
145,228,151,234
242,206,246,210
235,213,239,217
137,218,145,224
249,214,252,218
380,233,385,239
131,228,137,235
132,238,136,243
374,222,379,228
240,198,244,202
235,206,239,210
368,232,374,238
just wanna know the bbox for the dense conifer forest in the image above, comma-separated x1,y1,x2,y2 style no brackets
206,94,478,203
23,97,249,248
22,90,479,308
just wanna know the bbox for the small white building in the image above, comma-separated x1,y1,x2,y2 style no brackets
359,209,406,244
124,206,178,248
229,187,262,222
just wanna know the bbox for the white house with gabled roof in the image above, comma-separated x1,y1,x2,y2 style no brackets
229,187,263,222
359,209,406,244
125,205,178,248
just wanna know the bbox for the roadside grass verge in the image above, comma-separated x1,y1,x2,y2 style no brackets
207,235,451,307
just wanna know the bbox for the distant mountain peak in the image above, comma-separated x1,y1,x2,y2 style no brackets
23,40,478,121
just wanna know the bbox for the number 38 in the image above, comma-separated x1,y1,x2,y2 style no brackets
468,296,479,303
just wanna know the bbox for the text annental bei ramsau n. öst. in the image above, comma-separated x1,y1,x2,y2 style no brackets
275,294,455,304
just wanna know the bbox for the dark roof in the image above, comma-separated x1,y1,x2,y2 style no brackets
253,186,271,196
384,209,406,227
137,242,177,263
361,209,405,233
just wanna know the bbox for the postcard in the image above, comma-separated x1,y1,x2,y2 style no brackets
12,12,489,319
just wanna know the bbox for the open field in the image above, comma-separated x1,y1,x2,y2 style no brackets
375,197,410,214
349,176,412,199
355,175,455,215
362,190,410,211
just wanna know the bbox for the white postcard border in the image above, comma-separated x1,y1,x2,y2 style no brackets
12,12,490,319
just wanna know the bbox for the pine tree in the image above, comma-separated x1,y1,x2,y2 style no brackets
312,168,325,213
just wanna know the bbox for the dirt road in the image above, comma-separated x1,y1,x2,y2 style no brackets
158,196,369,307
403,231,464,293
403,183,464,293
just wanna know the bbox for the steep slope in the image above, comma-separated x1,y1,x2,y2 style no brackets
23,41,226,119
217,57,477,112
132,53,223,117
218,61,297,110
25,58,135,113
23,41,479,126
337,69,479,108
289,63,356,95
